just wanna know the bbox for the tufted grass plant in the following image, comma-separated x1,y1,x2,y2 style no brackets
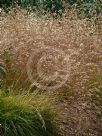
0,90,60,136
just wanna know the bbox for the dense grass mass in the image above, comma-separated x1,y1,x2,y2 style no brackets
0,1,102,136
0,91,59,136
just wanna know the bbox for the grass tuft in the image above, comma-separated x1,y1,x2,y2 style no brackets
0,91,60,136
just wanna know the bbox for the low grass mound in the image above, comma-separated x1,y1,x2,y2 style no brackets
0,91,60,136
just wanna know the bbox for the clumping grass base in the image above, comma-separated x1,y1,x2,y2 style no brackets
0,92,59,136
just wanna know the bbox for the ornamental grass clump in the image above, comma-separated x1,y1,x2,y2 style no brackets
0,91,59,136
